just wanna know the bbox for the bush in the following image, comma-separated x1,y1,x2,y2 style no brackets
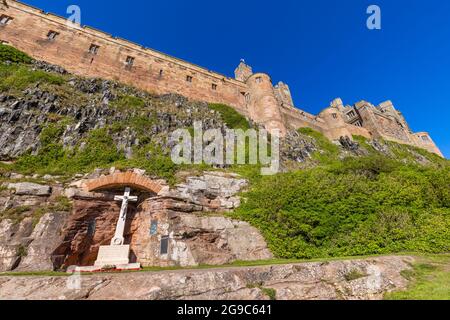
230,155,450,259
0,44,32,64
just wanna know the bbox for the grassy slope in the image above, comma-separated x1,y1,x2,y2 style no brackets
386,254,450,300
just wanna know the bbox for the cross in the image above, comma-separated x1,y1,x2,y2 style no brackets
111,187,137,246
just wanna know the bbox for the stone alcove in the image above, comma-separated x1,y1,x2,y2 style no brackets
51,172,163,270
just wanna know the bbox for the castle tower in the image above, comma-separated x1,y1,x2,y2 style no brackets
234,60,253,82
274,81,294,107
246,73,286,136
319,102,353,140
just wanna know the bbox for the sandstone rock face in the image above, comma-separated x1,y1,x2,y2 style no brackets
52,199,127,269
0,256,414,300
167,171,248,212
0,169,270,271
0,218,34,272
7,182,51,196
16,212,69,271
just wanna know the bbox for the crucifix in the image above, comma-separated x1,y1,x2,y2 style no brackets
111,187,137,246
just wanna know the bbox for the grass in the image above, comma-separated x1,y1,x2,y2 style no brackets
0,64,65,93
208,103,250,130
0,44,32,64
385,254,450,300
112,95,146,111
298,127,340,164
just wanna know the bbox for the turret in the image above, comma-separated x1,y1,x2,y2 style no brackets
274,81,294,107
246,73,286,135
319,102,352,140
234,59,253,82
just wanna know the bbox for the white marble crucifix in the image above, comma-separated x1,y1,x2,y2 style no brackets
111,187,137,246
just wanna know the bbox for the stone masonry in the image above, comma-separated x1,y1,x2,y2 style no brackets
0,0,442,156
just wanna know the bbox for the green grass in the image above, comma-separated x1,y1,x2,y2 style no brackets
0,64,64,93
0,44,32,64
112,95,146,111
298,127,340,164
208,103,250,130
386,254,450,300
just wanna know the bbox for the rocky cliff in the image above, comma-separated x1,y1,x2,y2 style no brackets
0,256,413,300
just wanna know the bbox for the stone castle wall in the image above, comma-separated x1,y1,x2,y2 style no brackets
0,1,443,156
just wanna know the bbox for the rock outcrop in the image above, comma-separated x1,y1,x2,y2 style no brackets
0,256,414,300
0,169,271,271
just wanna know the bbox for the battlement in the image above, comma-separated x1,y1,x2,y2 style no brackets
0,0,443,156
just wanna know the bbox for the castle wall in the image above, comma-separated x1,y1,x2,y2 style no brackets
0,1,443,156
0,1,248,115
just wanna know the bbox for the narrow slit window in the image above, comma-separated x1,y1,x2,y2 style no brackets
159,69,164,76
0,15,12,25
89,44,100,55
47,30,59,41
125,56,135,67
212,83,217,90
160,236,169,255
149,220,158,236
186,75,193,82
332,113,338,119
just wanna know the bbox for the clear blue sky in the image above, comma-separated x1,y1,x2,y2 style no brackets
23,0,450,157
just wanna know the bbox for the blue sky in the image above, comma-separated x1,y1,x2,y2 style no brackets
23,0,450,157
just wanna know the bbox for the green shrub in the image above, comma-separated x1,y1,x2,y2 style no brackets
231,155,450,259
0,44,32,64
208,103,250,130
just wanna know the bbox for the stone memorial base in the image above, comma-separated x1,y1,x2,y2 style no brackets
68,245,141,273
94,245,131,267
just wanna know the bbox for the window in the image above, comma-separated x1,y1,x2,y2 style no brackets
332,113,338,119
149,220,158,236
421,135,429,142
160,236,169,255
0,15,12,25
125,56,135,67
186,75,193,83
347,110,356,118
245,93,250,103
212,83,217,90
354,120,363,127
255,76,262,83
89,44,100,55
47,30,59,41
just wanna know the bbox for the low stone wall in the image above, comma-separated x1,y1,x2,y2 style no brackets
0,256,414,300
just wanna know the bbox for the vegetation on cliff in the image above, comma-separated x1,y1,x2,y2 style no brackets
231,151,450,259
1,45,449,263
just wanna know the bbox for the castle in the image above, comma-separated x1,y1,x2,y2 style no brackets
0,0,442,156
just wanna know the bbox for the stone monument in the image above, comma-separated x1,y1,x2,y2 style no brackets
73,187,141,272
